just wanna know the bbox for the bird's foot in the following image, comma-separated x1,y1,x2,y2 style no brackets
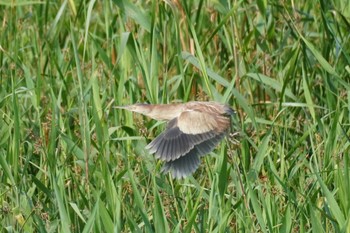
228,131,240,145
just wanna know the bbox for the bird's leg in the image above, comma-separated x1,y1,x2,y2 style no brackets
228,131,240,146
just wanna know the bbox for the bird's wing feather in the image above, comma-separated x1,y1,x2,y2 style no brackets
195,133,227,156
146,110,231,162
161,132,227,178
146,119,217,161
161,148,201,179
177,110,230,134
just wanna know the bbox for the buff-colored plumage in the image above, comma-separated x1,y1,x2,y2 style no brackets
116,101,235,179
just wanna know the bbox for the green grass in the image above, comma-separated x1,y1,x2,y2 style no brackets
1,0,350,232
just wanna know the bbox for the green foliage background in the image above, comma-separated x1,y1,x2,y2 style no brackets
1,0,350,232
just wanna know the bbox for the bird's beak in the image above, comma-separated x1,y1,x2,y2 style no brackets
113,105,133,110
114,105,142,113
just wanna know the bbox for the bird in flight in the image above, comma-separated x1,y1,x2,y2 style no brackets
116,101,235,179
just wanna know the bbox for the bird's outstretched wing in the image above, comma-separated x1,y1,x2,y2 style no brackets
160,132,227,179
145,109,231,178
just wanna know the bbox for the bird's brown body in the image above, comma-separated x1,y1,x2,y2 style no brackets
117,101,234,179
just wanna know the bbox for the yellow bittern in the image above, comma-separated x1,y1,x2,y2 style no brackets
116,101,235,179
